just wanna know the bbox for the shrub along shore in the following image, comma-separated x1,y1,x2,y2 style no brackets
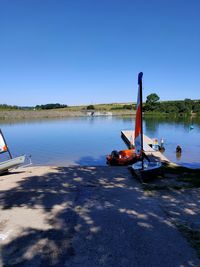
0,108,199,120
0,108,137,120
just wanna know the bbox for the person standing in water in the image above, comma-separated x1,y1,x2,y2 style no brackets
160,137,165,151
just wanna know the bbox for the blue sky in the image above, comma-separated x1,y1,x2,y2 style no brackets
0,0,200,106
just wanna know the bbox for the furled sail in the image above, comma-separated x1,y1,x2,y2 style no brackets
0,131,8,154
134,72,143,155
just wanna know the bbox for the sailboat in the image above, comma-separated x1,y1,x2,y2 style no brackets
106,148,139,166
131,72,162,176
0,129,26,174
106,73,143,166
107,72,162,174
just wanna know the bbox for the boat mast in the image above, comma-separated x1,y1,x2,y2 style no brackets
138,72,144,170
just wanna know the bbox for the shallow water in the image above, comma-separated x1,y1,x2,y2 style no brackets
0,116,199,168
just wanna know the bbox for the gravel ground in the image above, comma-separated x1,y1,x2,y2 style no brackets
0,166,199,267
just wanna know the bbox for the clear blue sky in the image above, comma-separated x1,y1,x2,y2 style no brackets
0,0,200,106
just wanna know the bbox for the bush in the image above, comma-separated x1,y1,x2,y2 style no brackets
87,105,95,110
35,103,68,110
123,104,134,110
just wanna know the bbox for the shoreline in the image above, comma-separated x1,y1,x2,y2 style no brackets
0,109,199,120
0,109,136,120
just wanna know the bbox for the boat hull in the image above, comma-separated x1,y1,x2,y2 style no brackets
107,149,139,166
0,155,26,174
131,160,162,181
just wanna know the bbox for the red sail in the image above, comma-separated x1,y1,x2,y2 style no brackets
0,132,7,154
134,72,143,155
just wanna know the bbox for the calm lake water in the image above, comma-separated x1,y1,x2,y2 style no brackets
0,116,200,168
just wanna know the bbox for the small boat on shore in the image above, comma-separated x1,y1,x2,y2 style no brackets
107,72,162,178
0,155,26,174
106,149,140,166
0,129,26,174
131,159,162,181
131,72,162,179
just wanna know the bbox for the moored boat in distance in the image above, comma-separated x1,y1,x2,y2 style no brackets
87,111,112,117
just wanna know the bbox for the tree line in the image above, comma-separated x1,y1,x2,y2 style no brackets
86,95,200,115
143,93,200,115
35,103,68,110
0,104,23,110
0,103,68,110
0,97,200,114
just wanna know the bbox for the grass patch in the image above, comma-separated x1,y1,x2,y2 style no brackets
177,173,200,188
163,165,200,186
176,223,200,257
142,164,200,191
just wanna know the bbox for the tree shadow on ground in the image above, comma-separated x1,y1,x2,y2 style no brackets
142,163,200,258
0,166,199,266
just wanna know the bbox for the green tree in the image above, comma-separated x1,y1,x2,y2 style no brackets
177,102,190,113
193,102,200,113
166,105,179,113
87,105,95,110
123,104,133,110
144,93,160,111
184,98,192,113
35,103,68,110
146,93,160,104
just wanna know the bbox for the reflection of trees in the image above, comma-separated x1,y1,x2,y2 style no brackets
144,117,159,136
176,152,182,161
144,115,200,128
144,115,200,137
112,116,133,123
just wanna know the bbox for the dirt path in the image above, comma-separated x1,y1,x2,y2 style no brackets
0,166,199,266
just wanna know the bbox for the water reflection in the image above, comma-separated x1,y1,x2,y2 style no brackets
176,152,182,161
144,117,158,136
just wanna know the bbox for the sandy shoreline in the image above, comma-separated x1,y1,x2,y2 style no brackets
0,165,199,266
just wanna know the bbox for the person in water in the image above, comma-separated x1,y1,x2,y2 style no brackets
160,138,165,151
176,145,182,153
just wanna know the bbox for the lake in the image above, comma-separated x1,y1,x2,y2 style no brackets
0,116,200,168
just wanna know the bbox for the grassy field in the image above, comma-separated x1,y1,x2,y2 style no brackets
142,164,200,191
0,102,199,119
0,103,137,119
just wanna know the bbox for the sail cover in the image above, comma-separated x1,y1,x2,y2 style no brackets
0,132,7,153
134,72,143,155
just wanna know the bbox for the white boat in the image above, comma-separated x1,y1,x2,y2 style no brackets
131,72,162,178
131,160,162,181
0,155,26,174
133,160,162,171
0,129,27,174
